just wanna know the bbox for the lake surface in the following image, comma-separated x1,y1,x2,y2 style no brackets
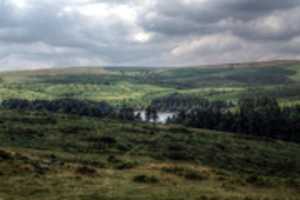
135,111,176,124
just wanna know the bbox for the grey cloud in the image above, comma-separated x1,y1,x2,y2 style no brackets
0,0,300,69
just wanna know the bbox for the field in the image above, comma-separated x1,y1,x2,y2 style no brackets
0,109,299,200
0,61,300,106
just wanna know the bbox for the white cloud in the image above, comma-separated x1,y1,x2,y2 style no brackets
132,32,152,43
10,0,28,9
171,33,243,56
181,0,208,5
76,3,137,24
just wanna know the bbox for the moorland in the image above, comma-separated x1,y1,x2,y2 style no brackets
0,60,300,200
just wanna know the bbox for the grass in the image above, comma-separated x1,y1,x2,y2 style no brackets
0,109,299,199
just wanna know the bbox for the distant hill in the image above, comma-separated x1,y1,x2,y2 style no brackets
188,60,300,69
0,66,109,77
0,60,299,106
1,60,300,75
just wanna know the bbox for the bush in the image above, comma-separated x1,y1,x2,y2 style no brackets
106,155,138,170
76,166,97,176
133,174,159,184
161,166,209,181
115,161,138,170
245,175,272,187
164,143,195,161
0,149,14,160
99,136,117,145
165,151,193,161
285,178,300,188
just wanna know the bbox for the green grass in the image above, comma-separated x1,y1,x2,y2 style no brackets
0,109,299,199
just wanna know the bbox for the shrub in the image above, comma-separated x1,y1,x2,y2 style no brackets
107,155,138,170
117,143,131,151
107,155,120,163
76,166,97,176
161,166,209,181
245,175,272,187
115,161,138,170
0,149,14,160
32,162,50,175
285,178,300,188
133,174,159,184
164,143,195,161
99,136,117,145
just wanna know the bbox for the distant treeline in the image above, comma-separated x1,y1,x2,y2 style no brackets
166,95,300,142
2,99,114,118
1,99,147,122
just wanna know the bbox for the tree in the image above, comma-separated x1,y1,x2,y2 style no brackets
238,96,281,137
145,106,158,123
118,106,135,121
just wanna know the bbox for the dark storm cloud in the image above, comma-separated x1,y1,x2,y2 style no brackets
140,0,300,37
0,0,300,69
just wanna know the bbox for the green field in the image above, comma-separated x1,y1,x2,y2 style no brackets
1,61,300,106
0,109,299,200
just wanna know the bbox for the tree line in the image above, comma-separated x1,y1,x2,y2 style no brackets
1,98,159,123
2,99,114,118
168,96,300,142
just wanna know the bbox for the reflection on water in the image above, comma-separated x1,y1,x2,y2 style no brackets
135,111,176,124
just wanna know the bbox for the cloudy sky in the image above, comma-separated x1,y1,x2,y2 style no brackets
0,0,300,70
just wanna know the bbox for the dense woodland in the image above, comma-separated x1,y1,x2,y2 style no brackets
167,95,300,142
1,99,143,121
2,99,114,118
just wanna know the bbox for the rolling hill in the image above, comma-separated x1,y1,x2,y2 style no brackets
0,60,299,106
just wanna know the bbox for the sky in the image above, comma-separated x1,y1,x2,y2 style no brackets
0,0,300,70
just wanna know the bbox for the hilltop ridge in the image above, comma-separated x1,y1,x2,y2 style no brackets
1,60,300,75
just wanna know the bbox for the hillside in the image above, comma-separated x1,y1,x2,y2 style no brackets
0,109,299,200
0,60,299,106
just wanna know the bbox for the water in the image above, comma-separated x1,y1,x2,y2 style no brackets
135,111,176,124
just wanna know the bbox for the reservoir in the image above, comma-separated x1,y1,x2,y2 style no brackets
135,111,176,124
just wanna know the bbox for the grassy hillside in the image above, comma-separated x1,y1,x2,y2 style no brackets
0,61,300,106
0,109,299,200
